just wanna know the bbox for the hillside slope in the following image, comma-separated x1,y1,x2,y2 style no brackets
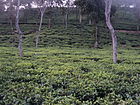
0,24,140,48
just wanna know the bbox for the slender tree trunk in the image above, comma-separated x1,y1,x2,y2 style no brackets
75,7,79,21
79,8,82,24
65,12,68,29
89,19,92,25
48,18,51,29
94,25,99,48
16,0,23,57
9,0,14,32
36,12,44,48
63,14,65,25
137,25,139,31
88,14,92,25
105,0,118,63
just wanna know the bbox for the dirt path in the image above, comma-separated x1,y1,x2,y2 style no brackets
116,30,140,34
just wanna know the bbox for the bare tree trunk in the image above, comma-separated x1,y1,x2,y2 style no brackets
65,13,68,29
137,25,139,31
75,7,79,21
88,14,92,25
9,0,14,33
48,18,51,29
105,0,118,63
79,8,82,24
16,0,23,57
89,19,92,25
94,25,99,48
36,12,44,48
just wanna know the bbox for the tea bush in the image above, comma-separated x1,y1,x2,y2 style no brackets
0,24,140,48
0,47,140,104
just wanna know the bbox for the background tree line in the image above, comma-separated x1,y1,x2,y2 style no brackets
0,0,139,63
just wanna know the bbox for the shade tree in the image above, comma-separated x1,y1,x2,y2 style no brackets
33,0,63,48
74,0,116,48
104,0,118,63
6,0,34,57
0,0,5,12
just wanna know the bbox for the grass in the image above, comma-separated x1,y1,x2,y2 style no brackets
0,46,140,104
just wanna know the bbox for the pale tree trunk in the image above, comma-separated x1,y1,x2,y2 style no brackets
65,7,69,29
65,12,68,29
63,14,65,25
9,0,14,33
16,0,23,57
94,25,99,48
105,0,118,63
75,7,79,21
79,8,82,24
48,18,51,29
36,11,44,48
89,19,92,25
136,4,140,31
88,14,92,25
137,25,139,31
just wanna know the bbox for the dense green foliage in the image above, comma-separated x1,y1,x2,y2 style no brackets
74,0,105,22
0,1,140,104
0,47,140,104
0,24,140,48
